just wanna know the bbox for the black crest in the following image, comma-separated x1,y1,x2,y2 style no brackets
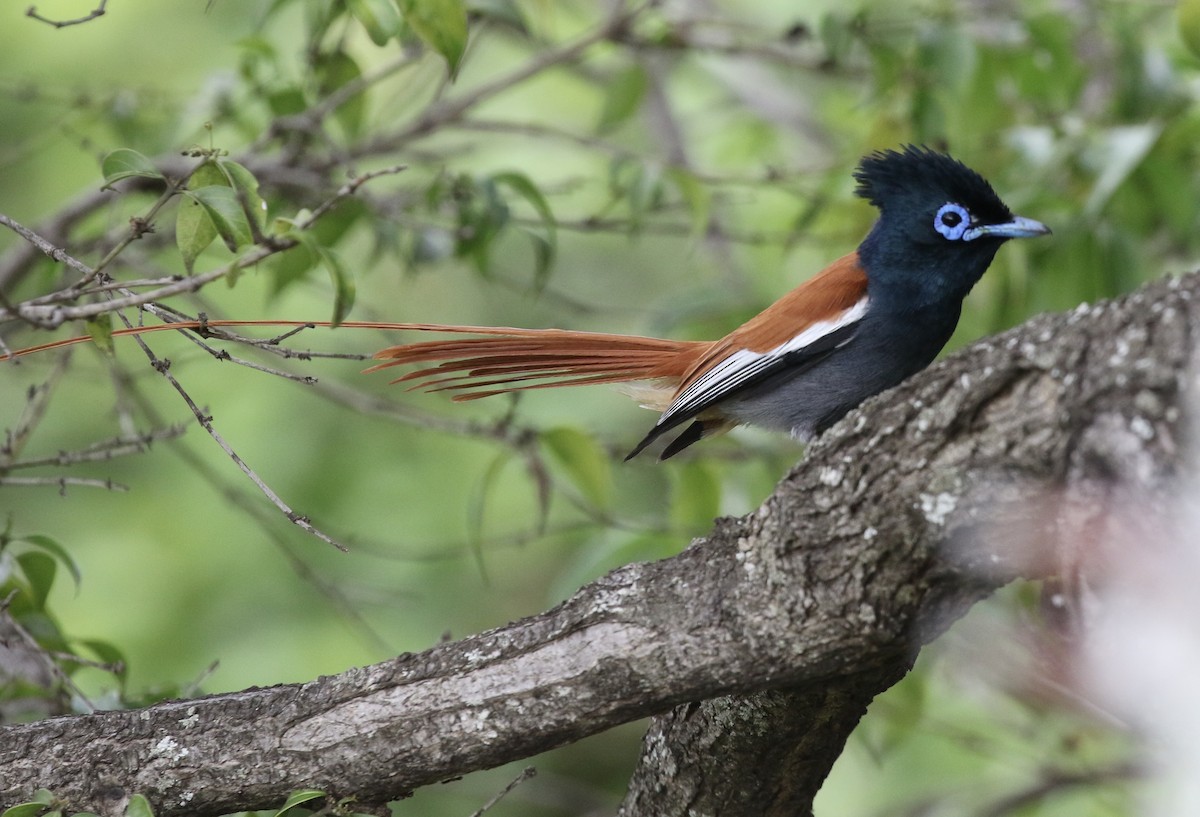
853,145,1012,225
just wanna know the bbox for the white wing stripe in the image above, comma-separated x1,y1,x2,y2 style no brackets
660,297,870,423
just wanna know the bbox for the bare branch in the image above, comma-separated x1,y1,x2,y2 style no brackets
0,268,1192,817
0,475,128,491
3,425,187,469
134,337,348,551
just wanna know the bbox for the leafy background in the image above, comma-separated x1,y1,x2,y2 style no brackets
1,0,1199,814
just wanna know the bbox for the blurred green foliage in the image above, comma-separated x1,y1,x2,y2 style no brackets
1,0,1197,814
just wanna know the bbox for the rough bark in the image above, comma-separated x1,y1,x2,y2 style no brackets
1,272,1194,817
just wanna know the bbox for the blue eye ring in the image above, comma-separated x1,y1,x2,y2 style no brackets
934,203,971,241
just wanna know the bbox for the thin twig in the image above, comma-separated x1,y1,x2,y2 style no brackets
0,349,71,466
25,1,106,28
0,212,95,280
124,327,349,552
176,330,320,384
108,366,394,653
5,425,188,469
0,476,128,491
1,177,343,326
468,767,537,817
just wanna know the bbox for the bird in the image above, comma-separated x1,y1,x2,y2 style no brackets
387,147,1046,458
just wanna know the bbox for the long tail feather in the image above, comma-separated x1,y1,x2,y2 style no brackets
3,318,724,459
368,325,709,399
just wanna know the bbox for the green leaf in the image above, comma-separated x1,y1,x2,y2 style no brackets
453,176,508,275
1,803,49,817
123,794,154,817
1182,0,1200,59
608,157,662,233
75,638,128,681
186,186,253,253
316,246,356,327
314,52,367,137
399,0,469,78
273,789,326,817
100,149,163,185
347,0,402,45
1084,123,1163,217
597,64,648,132
542,426,612,507
468,451,512,581
492,171,556,288
20,534,81,592
16,551,56,611
669,461,721,531
32,790,54,807
218,160,268,231
468,0,527,32
84,314,115,357
877,672,927,753
176,162,227,273
666,167,711,240
266,86,308,117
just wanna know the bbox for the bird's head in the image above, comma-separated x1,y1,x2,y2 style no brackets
853,145,1050,308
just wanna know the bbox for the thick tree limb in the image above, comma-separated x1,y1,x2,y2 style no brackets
1,272,1193,816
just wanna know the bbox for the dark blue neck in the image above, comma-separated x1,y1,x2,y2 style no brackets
857,220,1000,313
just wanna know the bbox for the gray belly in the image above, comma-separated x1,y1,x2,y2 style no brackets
721,310,956,439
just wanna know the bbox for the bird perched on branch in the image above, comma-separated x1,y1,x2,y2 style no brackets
369,146,1050,459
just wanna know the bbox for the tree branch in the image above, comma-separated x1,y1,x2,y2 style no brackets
1,270,1193,816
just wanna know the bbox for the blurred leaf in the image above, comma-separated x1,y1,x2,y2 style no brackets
177,161,227,273
399,0,469,78
454,176,509,274
75,638,129,682
315,51,367,137
493,171,556,287
551,530,680,601
1182,0,1200,59
316,246,356,327
597,64,648,132
346,0,402,45
818,11,858,65
266,86,308,117
876,672,927,754
124,795,154,817
666,167,711,239
910,86,944,144
469,451,513,580
411,226,456,265
1085,124,1162,217
1,803,49,817
542,426,613,507
84,315,114,357
100,148,163,185
609,158,663,233
19,534,81,592
669,461,721,531
186,186,253,253
273,790,326,817
467,0,527,31
917,25,976,96
16,551,56,611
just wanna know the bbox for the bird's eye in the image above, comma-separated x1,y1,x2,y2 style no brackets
934,203,970,241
